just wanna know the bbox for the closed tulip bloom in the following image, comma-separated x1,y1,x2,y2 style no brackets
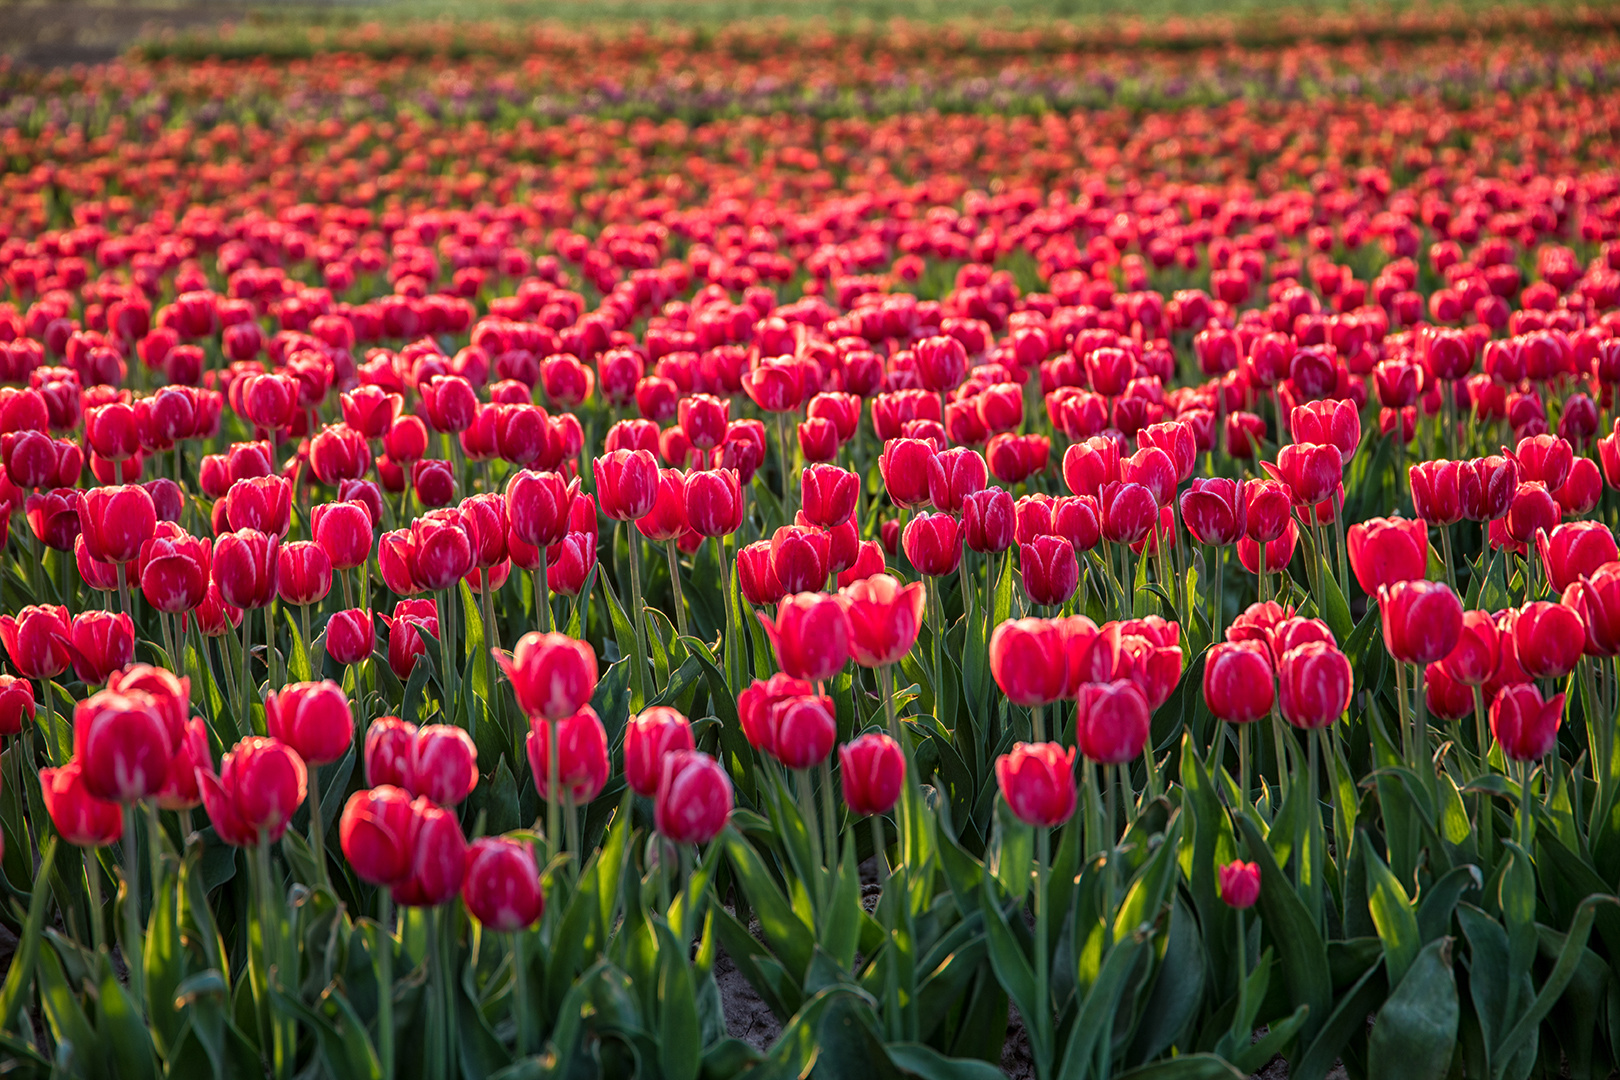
927,448,988,514
1458,455,1517,521
383,599,439,680
410,511,474,591
1566,565,1620,656
1490,683,1565,762
384,414,430,462
1063,436,1122,499
1289,399,1360,464
593,450,659,522
310,501,372,570
1410,460,1463,525
0,675,35,736
988,433,1051,484
880,438,935,509
1553,457,1602,517
801,464,860,528
80,484,157,564
1505,482,1560,546
737,541,786,606
377,530,419,594
265,680,352,766
1138,420,1198,483
462,837,545,931
636,468,687,542
547,532,597,596
1347,516,1429,595
1244,479,1292,543
1120,445,1177,508
507,469,578,547
1278,642,1353,729
840,733,905,816
840,573,926,668
1021,535,1079,606
276,541,333,606
1099,481,1158,545
678,394,730,451
1077,680,1153,765
1511,434,1574,491
40,762,124,847
1512,601,1585,679
0,605,72,680
655,750,733,844
326,608,375,666
989,617,1067,706
363,715,418,789
760,592,850,682
1238,520,1299,578
764,694,838,769
411,462,456,508
625,706,696,797
223,476,292,538
26,490,82,552
904,513,962,577
1263,442,1342,506
496,632,599,721
1438,610,1502,685
341,386,402,439
77,534,118,592
798,417,839,463
74,688,171,803
69,610,134,685
1537,521,1619,593
1218,861,1262,909
684,468,744,537
391,798,468,907
962,487,1016,553
1425,663,1476,721
213,528,278,609
995,742,1077,827
1180,478,1247,546
1379,580,1464,664
192,582,243,638
1203,642,1275,723
309,424,369,485
410,724,478,806
770,525,832,594
526,706,611,803
339,785,416,886
459,493,510,568
838,539,887,589
737,674,815,754
1225,411,1268,458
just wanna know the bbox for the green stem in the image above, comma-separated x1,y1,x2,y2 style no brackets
666,540,690,640
37,677,61,766
1034,825,1052,1068
625,523,651,706
775,412,794,519
123,805,145,1015
510,930,528,1059
536,547,551,635
818,757,838,884
796,768,826,917
547,719,561,871
308,764,330,890
87,851,106,957
1238,722,1251,810
379,892,395,1080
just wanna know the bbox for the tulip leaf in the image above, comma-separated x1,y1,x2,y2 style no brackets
1113,1055,1247,1080
595,568,645,711
270,985,382,1080
0,838,55,1034
753,984,874,1080
1126,894,1206,1066
98,960,160,1080
884,1041,1007,1080
721,826,813,981
978,874,1037,1046
1293,958,1384,1080
1365,847,1421,990
1490,895,1618,1079
144,858,185,1057
1366,936,1459,1080
823,833,862,972
1055,925,1150,1080
38,942,100,1074
284,607,314,683
1415,863,1481,944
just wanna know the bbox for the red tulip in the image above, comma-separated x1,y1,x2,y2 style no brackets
459,493,510,568
326,608,375,666
341,386,402,439
1263,442,1342,506
1409,460,1462,525
212,528,278,609
880,438,935,509
526,706,610,803
223,476,292,538
1347,516,1429,595
266,680,353,766
411,724,478,806
1021,535,1079,606
625,706,696,797
737,541,786,606
962,488,1016,553
73,687,171,803
80,484,157,565
1244,479,1291,543
1458,455,1517,521
593,450,659,522
763,693,837,769
40,761,124,847
546,532,597,596
989,617,1066,706
837,539,887,589
496,632,599,721
684,468,744,537
1505,482,1559,546
382,599,438,680
1099,481,1157,545
655,750,733,844
840,733,904,816
311,501,373,570
409,511,474,591
904,513,962,577
1203,642,1275,724
1180,478,1247,546
1076,680,1152,765
1425,663,1476,721
1225,412,1268,458
1490,683,1564,762
339,785,416,886
760,592,850,682
1218,861,1261,909
1537,521,1619,593
26,490,81,552
507,469,578,547
1120,445,1176,508
276,541,333,606
1237,520,1297,577
1063,436,1121,499
192,582,243,638
391,798,468,907
0,674,35,736
801,464,860,528
636,468,687,542
995,742,1077,827
1277,642,1352,729
1437,610,1502,685
737,674,815,754
69,610,134,685
927,448,988,514
363,716,417,789
840,573,926,668
1289,399,1360,464
1379,580,1464,664
770,525,832,594
1510,434,1574,491
462,836,545,931
384,415,430,462
1512,600,1585,679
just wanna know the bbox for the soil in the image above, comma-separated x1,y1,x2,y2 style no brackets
2,3,248,68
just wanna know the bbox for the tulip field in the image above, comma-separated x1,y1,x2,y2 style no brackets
9,5,1620,1079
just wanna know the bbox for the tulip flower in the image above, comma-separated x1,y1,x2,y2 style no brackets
1511,600,1585,679
339,785,416,887
962,488,1016,553
841,573,926,668
802,463,860,528
1379,580,1464,665
462,836,545,931
759,593,850,683
68,611,134,686
904,512,962,577
1219,861,1262,909
1537,521,1619,594
840,733,905,816
1277,642,1352,730
197,736,308,847
497,632,598,721
625,706,696,797
1490,683,1565,762
995,742,1077,827
40,761,124,848
654,750,733,845
1347,516,1428,596
989,617,1067,715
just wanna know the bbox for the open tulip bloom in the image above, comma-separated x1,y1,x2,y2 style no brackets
6,16,1620,1080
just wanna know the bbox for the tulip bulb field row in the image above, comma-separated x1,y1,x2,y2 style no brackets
6,10,1620,1080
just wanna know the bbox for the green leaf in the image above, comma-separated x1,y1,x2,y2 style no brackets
721,826,813,981
1055,930,1150,1080
1126,895,1205,1066
1366,936,1459,1080
0,838,55,1033
1293,959,1385,1080
885,1041,1007,1080
1366,847,1421,990
823,834,863,972
98,962,160,1080
38,943,99,1073
752,984,873,1080
1415,864,1481,944
1491,896,1618,1079
284,606,313,683
978,874,1037,1043
144,860,185,1056
1113,1055,1246,1080
271,986,382,1080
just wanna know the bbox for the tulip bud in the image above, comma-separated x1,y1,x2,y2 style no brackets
1180,478,1247,546
593,450,659,522
1490,683,1565,762
80,484,157,565
1537,521,1619,594
1099,481,1158,545
654,750,733,844
995,742,1077,827
1505,481,1559,546
340,785,416,886
212,528,279,609
410,511,474,591
636,468,687,542
840,573,925,668
1218,860,1261,909
904,513,962,577
801,464,860,528
1347,516,1429,595
839,733,904,816
1511,600,1585,679
496,632,599,721
69,610,134,685
1277,642,1352,729
1203,642,1275,724
462,836,545,931
684,468,744,538
326,608,376,666
411,724,478,806
625,706,696,797
879,438,935,509
737,541,786,606
1437,609,1501,686
74,688,172,803
1409,460,1463,525
1458,455,1517,521
1379,580,1463,665
276,541,333,607
391,798,468,907
760,593,850,683
770,525,832,594
265,681,353,766
989,618,1067,706
526,706,611,804
962,487,1016,553
507,469,578,547
40,761,125,847
1076,680,1152,764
